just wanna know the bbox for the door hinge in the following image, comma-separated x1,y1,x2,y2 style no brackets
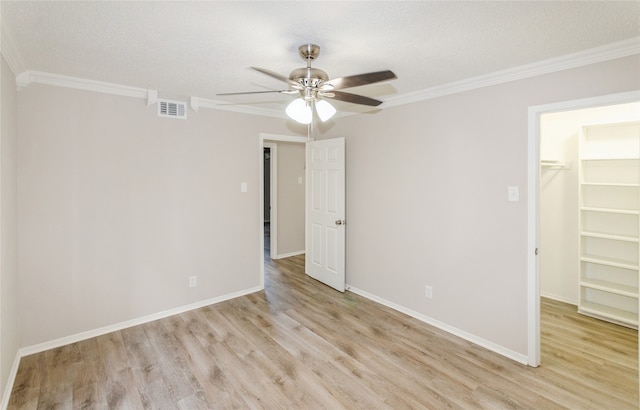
535,248,539,256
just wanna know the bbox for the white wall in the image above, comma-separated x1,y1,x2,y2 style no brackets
0,55,19,399
540,102,640,304
17,83,300,346
275,142,305,256
319,55,640,356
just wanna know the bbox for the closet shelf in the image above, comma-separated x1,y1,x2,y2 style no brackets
580,182,639,187
580,231,639,243
581,254,639,271
541,159,570,169
581,157,640,161
580,207,639,215
578,303,638,328
580,279,638,298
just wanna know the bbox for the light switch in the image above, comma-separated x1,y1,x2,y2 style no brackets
508,186,519,202
241,182,247,193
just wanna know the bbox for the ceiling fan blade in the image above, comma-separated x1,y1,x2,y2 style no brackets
251,67,298,86
217,90,295,96
323,90,383,107
322,70,397,90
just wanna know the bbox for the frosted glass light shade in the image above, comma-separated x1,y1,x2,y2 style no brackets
316,99,336,122
286,98,312,124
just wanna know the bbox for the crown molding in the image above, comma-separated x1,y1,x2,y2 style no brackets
16,70,151,99
191,96,286,119
1,14,26,75
382,37,640,109
14,37,640,117
15,70,287,118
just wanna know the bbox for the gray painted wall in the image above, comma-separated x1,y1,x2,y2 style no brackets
0,55,19,400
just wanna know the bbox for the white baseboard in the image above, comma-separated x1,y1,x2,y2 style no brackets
19,285,263,357
273,250,305,260
1,352,21,410
540,291,577,306
346,285,529,366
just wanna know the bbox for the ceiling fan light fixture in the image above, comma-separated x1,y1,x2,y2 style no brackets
286,98,312,124
316,99,336,122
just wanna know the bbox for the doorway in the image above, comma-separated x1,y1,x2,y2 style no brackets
527,90,640,365
263,144,275,260
259,133,308,288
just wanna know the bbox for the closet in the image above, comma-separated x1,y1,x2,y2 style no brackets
578,121,640,328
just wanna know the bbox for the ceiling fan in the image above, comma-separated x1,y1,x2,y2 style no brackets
217,44,397,124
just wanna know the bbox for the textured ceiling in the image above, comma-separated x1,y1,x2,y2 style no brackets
2,1,640,114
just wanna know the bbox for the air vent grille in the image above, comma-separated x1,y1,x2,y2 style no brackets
158,99,187,119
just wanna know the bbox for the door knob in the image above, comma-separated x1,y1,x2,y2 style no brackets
335,220,346,225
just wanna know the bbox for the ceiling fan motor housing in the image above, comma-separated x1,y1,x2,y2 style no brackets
289,67,328,86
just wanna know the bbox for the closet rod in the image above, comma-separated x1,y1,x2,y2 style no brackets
541,160,570,170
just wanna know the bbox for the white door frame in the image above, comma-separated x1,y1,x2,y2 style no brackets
259,133,308,288
526,90,640,367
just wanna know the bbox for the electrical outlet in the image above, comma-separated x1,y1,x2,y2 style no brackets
189,276,197,288
425,285,433,299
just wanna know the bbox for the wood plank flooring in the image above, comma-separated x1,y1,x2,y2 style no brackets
9,251,638,409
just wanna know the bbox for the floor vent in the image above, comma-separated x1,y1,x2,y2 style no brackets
158,99,187,119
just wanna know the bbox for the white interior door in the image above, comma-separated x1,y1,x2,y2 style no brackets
306,137,346,292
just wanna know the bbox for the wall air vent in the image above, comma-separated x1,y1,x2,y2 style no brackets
158,99,187,119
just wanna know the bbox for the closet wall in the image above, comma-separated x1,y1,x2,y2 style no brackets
540,102,640,305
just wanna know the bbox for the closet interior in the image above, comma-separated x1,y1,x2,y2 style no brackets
540,103,640,329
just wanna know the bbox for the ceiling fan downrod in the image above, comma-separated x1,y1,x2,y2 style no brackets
289,44,329,90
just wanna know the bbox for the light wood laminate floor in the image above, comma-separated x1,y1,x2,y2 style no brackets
9,252,638,409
